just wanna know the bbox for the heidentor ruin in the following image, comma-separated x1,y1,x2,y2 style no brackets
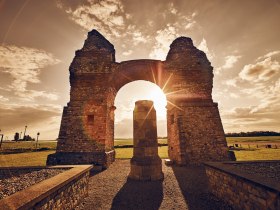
47,29,235,167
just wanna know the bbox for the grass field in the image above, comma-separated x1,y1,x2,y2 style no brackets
0,137,279,167
0,151,55,167
226,136,280,144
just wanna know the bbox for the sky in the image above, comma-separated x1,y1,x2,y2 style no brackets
0,0,280,140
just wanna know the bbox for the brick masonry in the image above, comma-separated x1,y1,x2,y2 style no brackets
47,29,234,167
129,100,164,181
205,162,280,210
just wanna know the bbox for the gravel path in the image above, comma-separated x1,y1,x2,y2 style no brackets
76,160,232,210
0,168,66,199
232,162,280,181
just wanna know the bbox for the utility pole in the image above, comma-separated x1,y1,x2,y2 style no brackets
0,129,3,149
36,132,40,150
23,125,27,140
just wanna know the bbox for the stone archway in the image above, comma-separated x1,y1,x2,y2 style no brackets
47,29,234,167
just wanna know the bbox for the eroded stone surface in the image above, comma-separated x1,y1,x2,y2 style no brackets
129,100,163,181
47,29,234,167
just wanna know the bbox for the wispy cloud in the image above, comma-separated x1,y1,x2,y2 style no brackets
149,9,197,60
256,50,280,61
149,24,178,60
216,55,241,74
0,45,60,101
0,103,61,139
197,38,214,60
221,51,280,132
0,95,9,102
239,57,280,82
57,0,126,38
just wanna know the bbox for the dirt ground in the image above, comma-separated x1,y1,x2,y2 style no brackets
76,159,232,210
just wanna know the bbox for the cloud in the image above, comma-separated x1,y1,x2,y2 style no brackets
149,24,178,60
122,50,133,56
220,52,280,132
0,103,61,139
215,55,241,74
225,78,238,87
229,93,239,98
115,118,133,138
222,103,280,132
125,25,150,45
0,45,60,101
239,57,280,82
0,95,9,102
223,55,241,69
149,9,197,60
256,50,280,61
57,0,126,38
197,38,214,60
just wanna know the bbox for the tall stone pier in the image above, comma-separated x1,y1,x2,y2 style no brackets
129,100,164,181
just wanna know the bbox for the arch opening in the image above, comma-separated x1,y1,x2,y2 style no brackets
114,80,168,159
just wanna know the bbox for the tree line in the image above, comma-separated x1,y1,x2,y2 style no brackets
225,131,280,137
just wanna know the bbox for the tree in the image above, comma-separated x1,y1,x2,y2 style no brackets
14,132,19,141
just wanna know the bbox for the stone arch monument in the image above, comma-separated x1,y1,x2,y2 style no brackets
47,29,234,167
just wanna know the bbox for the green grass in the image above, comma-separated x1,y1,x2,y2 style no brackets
114,138,167,146
0,137,279,167
234,148,280,161
0,140,57,150
115,146,168,159
226,136,280,144
0,151,55,167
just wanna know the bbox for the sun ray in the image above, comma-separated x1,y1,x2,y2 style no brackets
167,100,184,111
151,69,157,85
162,73,173,92
165,89,186,96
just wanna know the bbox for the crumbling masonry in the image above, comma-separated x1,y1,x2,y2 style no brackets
47,29,234,167
129,100,164,181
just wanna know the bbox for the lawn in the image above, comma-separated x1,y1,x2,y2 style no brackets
226,136,280,144
0,151,55,167
0,137,279,167
115,146,168,159
0,140,57,150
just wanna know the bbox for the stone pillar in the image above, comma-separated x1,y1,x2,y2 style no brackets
129,100,164,181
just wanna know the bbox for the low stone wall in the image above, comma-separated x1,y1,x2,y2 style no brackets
0,165,92,209
205,161,280,210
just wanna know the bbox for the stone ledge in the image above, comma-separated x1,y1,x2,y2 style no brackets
0,165,92,210
204,161,280,192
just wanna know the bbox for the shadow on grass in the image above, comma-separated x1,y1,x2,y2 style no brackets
111,179,163,210
171,165,232,210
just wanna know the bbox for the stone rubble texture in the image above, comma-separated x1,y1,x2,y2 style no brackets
129,100,163,181
205,164,279,210
47,29,234,167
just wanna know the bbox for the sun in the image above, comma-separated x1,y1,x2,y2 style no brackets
147,87,167,118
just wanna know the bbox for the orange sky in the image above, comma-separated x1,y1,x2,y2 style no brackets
0,0,280,139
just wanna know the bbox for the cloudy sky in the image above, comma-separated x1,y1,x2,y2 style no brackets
0,0,280,139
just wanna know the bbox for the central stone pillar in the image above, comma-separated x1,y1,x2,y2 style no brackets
129,100,164,181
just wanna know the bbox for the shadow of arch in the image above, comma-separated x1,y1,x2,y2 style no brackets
111,179,163,210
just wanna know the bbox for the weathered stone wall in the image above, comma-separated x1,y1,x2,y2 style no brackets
47,30,116,166
168,102,231,165
205,162,279,210
0,166,92,210
47,29,234,167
